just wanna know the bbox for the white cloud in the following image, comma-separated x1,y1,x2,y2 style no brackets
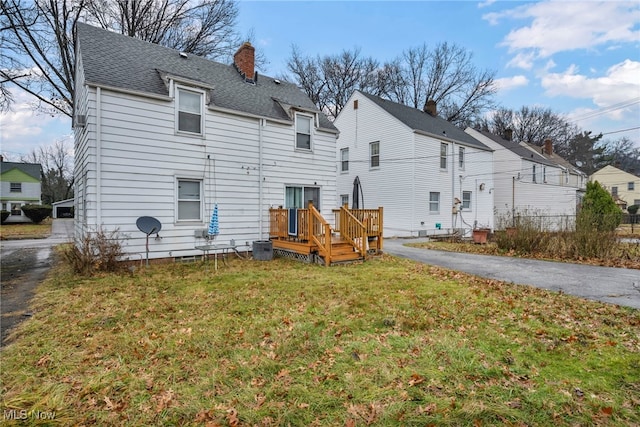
506,52,535,70
0,88,71,157
494,75,529,92
487,1,640,61
478,0,497,9
543,59,640,121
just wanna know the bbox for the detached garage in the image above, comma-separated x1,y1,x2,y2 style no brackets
52,198,74,218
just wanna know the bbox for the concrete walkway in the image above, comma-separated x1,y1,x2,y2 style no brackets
383,238,640,310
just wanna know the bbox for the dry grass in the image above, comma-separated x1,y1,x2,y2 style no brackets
1,255,639,426
0,219,52,240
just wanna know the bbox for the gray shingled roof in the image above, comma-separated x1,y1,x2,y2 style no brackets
475,130,557,167
525,143,586,175
76,23,337,132
0,162,42,180
358,92,491,151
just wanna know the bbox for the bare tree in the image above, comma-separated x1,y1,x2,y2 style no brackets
285,47,394,120
21,138,75,204
1,0,242,116
479,106,580,148
284,42,497,125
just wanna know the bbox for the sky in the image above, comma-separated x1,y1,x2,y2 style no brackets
1,0,639,161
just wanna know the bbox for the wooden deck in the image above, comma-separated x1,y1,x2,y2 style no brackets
269,203,383,266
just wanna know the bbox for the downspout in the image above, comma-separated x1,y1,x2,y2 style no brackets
451,142,455,230
258,118,265,238
96,87,102,226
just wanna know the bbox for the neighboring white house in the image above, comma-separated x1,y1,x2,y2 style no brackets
465,129,586,230
334,92,494,238
590,165,640,210
73,24,338,260
0,158,42,223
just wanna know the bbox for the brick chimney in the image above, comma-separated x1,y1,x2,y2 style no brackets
544,139,553,155
504,129,513,141
424,99,437,116
233,42,255,81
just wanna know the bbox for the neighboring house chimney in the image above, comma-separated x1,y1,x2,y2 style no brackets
424,99,437,116
504,129,513,141
544,139,553,155
233,42,255,81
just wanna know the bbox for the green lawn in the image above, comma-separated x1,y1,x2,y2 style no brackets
1,255,638,426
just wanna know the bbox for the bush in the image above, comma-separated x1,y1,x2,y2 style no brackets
1,210,9,224
21,204,52,224
63,228,125,276
579,181,622,232
628,205,639,215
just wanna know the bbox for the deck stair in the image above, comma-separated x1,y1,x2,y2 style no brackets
269,202,383,266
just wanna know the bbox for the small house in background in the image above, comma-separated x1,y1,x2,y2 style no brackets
73,24,338,261
52,198,75,218
466,129,585,230
334,91,494,238
590,165,640,211
0,157,43,223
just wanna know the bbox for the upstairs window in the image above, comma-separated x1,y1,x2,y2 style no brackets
295,113,312,150
340,148,349,172
612,186,618,197
532,165,537,183
459,146,465,169
440,143,447,169
370,141,380,168
177,179,202,221
177,88,203,135
628,182,635,191
10,182,21,192
462,191,472,210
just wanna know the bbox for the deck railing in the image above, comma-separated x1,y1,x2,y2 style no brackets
333,205,384,251
338,205,367,257
308,203,332,263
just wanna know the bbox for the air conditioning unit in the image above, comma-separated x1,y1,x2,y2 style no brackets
75,114,86,127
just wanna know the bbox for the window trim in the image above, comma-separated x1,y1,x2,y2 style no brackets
175,86,205,136
340,148,349,172
429,192,440,214
628,182,635,191
176,178,203,222
10,182,21,193
285,185,321,210
532,165,537,183
440,143,448,170
295,112,313,151
458,146,465,169
462,190,472,210
370,141,380,169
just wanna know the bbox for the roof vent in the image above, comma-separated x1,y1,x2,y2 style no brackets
179,52,188,59
274,79,281,84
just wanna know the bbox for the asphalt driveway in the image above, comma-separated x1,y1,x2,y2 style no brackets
384,238,640,310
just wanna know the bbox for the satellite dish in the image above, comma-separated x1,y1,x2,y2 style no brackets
136,216,162,235
576,161,583,167
136,216,162,266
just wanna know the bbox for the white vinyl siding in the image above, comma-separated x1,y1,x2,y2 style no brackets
295,113,312,150
176,87,203,135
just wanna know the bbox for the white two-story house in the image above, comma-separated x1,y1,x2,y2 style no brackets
73,23,338,260
334,92,494,238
